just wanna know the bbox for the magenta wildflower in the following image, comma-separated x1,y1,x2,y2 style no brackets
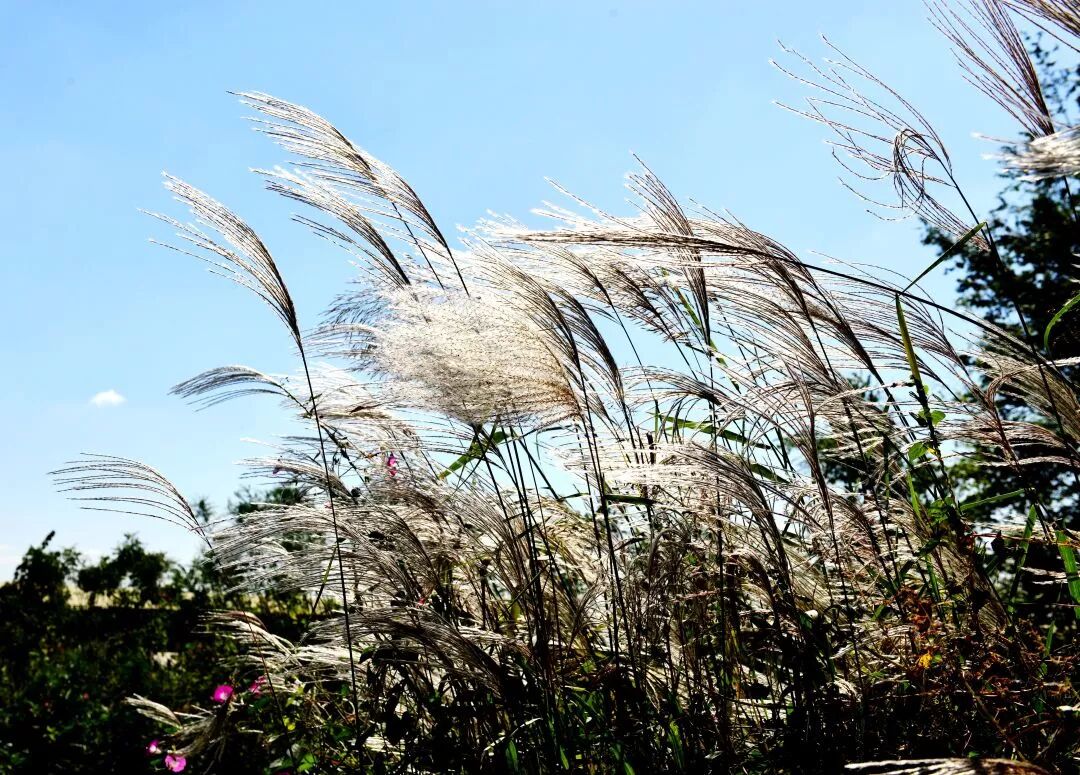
211,684,234,703
387,452,399,477
147,739,162,755
164,754,187,772
248,675,268,695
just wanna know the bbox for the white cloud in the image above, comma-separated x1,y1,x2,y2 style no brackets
90,389,126,408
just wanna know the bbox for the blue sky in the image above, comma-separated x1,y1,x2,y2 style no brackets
0,1,1023,576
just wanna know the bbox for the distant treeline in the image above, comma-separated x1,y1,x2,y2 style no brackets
0,527,306,774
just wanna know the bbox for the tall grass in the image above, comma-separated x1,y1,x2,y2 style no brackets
59,1,1080,772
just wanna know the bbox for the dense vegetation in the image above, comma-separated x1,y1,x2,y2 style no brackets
0,495,310,774
8,1,1080,773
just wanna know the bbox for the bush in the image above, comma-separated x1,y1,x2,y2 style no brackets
0,499,309,773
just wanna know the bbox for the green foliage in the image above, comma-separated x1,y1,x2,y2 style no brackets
0,492,309,774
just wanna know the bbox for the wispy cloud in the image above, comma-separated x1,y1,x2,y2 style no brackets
90,389,126,408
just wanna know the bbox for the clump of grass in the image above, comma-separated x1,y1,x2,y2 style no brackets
59,2,1080,772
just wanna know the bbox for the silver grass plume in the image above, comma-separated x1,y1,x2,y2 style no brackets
773,38,990,249
50,454,210,546
235,91,470,295
998,124,1080,177
146,176,302,349
927,0,1055,139
1004,0,1080,48
146,162,363,730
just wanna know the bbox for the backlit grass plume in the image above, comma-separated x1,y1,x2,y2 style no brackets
58,2,1080,772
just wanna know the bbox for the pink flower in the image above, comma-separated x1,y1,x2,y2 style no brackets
164,754,187,772
211,684,234,703
147,739,162,755
248,675,268,695
387,452,399,477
